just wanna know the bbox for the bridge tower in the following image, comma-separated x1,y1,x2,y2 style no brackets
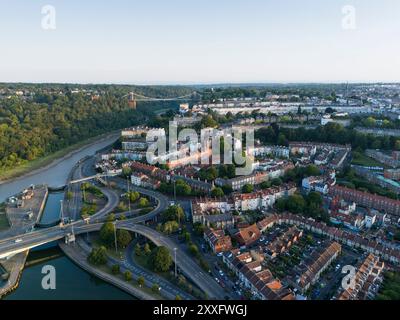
128,92,137,109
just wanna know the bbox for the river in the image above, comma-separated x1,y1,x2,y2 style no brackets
0,134,118,203
38,192,64,226
0,134,136,300
4,244,133,300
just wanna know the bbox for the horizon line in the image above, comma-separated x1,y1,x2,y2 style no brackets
1,80,400,87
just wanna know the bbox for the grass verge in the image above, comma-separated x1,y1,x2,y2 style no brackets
0,131,118,182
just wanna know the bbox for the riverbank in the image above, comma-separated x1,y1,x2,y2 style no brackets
0,131,119,184
59,240,158,300
0,251,28,298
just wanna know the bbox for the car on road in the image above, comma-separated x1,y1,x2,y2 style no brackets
15,238,23,243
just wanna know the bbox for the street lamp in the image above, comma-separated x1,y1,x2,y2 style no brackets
174,247,177,277
82,184,86,203
60,200,64,226
127,176,131,213
113,221,118,254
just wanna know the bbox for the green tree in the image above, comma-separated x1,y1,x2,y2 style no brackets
307,191,323,206
99,222,115,247
211,187,224,198
88,246,107,265
260,181,272,189
66,191,73,201
275,198,286,212
305,165,321,177
128,191,140,203
144,243,152,255
363,116,376,127
162,220,180,234
286,194,306,214
242,184,254,194
106,213,116,222
182,231,191,243
138,197,150,208
117,229,132,248
271,178,282,186
175,180,192,196
111,264,120,275
199,166,218,181
149,246,173,272
137,276,145,287
135,243,142,256
200,115,218,128
193,222,205,235
122,166,132,177
221,185,233,194
124,270,132,282
189,244,199,257
162,205,184,223
152,283,160,293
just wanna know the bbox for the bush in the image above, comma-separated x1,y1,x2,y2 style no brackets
138,197,150,208
188,244,199,257
137,276,145,287
135,243,141,256
111,264,120,275
124,270,132,282
152,283,160,293
144,243,152,255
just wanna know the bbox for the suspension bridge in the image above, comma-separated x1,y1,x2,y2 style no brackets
121,91,201,108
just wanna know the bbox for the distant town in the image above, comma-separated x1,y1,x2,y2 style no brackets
1,83,400,301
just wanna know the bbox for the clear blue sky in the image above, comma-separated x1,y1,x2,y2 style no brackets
0,0,399,84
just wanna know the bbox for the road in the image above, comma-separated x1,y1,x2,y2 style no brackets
120,241,193,300
116,222,226,299
110,177,170,222
0,219,226,299
0,156,224,299
59,239,156,300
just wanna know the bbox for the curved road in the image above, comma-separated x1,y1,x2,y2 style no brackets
0,156,225,299
121,241,193,300
116,222,225,299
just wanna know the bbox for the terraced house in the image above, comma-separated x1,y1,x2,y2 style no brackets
335,254,385,300
223,249,295,300
288,241,342,293
203,228,232,253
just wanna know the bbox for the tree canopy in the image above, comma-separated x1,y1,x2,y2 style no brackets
149,246,173,272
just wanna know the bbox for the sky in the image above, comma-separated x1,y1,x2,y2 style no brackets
0,0,399,84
